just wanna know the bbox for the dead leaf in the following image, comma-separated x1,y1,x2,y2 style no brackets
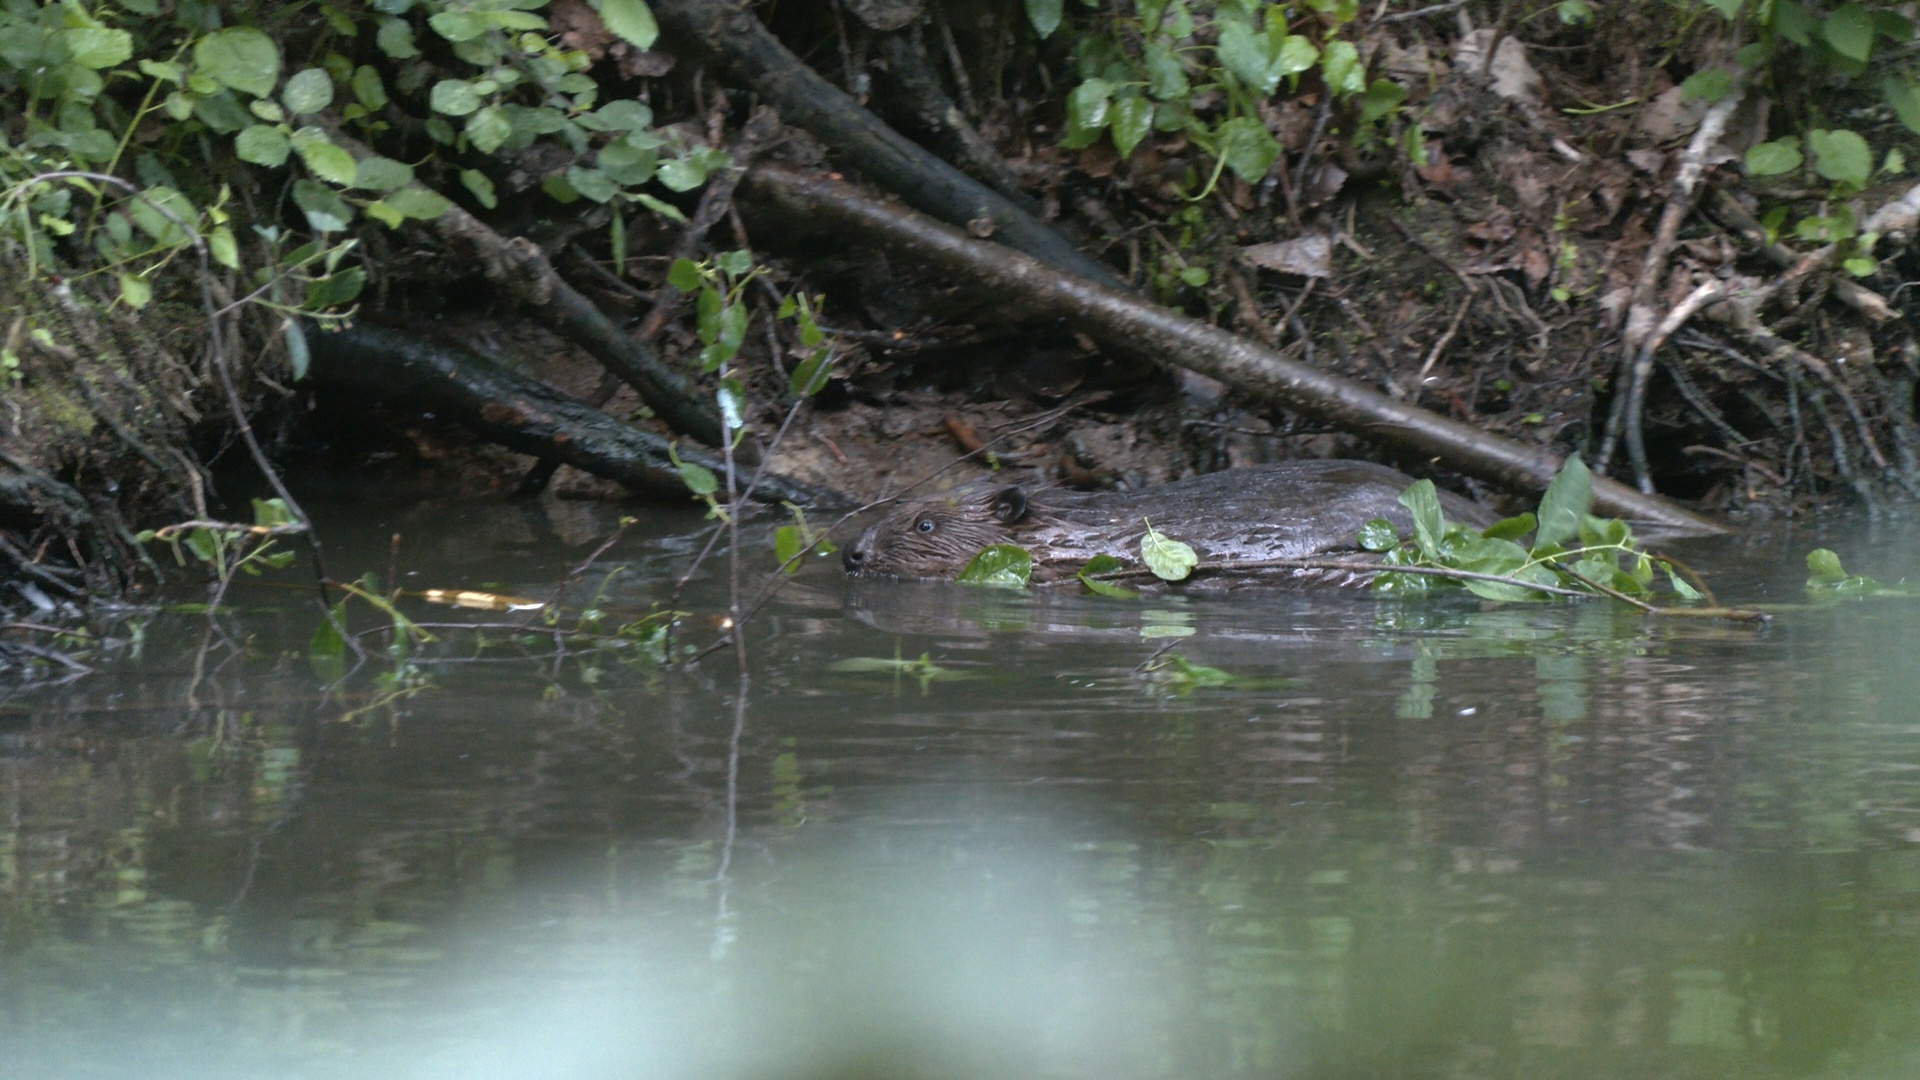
1242,233,1332,278
1452,30,1542,109
845,0,923,32
1300,162,1347,207
1078,141,1118,179
1416,145,1464,188
1635,84,1706,144
1626,148,1665,175
1520,238,1550,289
1464,208,1515,246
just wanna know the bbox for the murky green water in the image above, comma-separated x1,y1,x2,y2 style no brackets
5,493,1920,1079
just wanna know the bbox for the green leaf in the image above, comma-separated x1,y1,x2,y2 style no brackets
305,266,365,309
1556,0,1592,23
716,249,755,276
1885,79,1920,138
1026,0,1063,37
1359,79,1406,128
1358,517,1400,551
656,155,707,191
1806,547,1848,585
568,165,618,203
127,186,194,246
466,106,512,153
789,347,834,398
596,0,659,50
596,99,654,131
117,272,152,309
235,124,290,167
1098,93,1150,157
1176,266,1210,287
1745,138,1803,176
1063,78,1114,149
376,18,419,59
1215,116,1280,184
1809,128,1872,188
62,27,133,70
1481,513,1536,542
676,459,718,497
431,79,482,116
460,169,498,209
1667,569,1703,600
352,65,388,110
428,11,489,41
1680,68,1730,103
1143,42,1189,101
1077,553,1137,598
290,128,355,185
1277,35,1318,79
1823,3,1875,62
1320,41,1364,96
309,601,348,664
632,192,686,222
958,545,1034,588
1701,0,1742,18
284,320,310,381
1140,521,1197,581
1216,16,1279,95
1397,480,1446,558
365,200,406,229
1534,455,1591,550
384,186,453,219
352,155,414,191
1844,256,1877,277
208,225,239,269
667,258,703,292
282,68,333,115
292,179,353,232
194,28,281,98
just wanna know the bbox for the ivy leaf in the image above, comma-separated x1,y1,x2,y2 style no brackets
282,68,333,115
1140,521,1197,581
1809,128,1872,188
1025,0,1063,38
1077,554,1136,598
1745,137,1803,176
235,124,290,167
1534,455,1592,550
596,0,659,51
195,28,281,98
1823,3,1875,62
958,545,1034,588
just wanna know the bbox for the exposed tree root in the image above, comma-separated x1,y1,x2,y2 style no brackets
742,162,1726,535
651,0,1123,289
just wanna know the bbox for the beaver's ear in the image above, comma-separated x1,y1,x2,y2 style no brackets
990,486,1029,524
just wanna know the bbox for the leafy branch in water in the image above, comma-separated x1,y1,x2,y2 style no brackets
1804,548,1920,600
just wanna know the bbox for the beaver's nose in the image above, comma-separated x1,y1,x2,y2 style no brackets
842,544,865,573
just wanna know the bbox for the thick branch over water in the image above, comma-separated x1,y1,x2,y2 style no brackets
304,323,836,507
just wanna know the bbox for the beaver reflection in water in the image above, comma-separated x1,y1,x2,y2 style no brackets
842,460,1493,582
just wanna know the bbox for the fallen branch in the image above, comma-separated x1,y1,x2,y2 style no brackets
303,322,839,507
742,163,1727,534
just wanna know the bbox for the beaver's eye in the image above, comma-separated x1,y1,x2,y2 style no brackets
916,518,935,533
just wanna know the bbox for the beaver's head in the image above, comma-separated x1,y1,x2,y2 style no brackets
842,486,1030,578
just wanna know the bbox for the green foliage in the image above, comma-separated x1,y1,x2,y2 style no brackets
135,498,302,590
1369,457,1700,607
1049,1,1389,189
774,504,836,575
958,545,1035,588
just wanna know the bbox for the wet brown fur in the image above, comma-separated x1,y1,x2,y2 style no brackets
842,460,1493,582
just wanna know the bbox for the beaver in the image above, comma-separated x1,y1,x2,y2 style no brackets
841,460,1493,582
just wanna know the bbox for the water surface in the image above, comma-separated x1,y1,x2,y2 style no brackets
4,494,1919,1079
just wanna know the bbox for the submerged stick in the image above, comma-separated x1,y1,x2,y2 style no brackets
741,163,1727,535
